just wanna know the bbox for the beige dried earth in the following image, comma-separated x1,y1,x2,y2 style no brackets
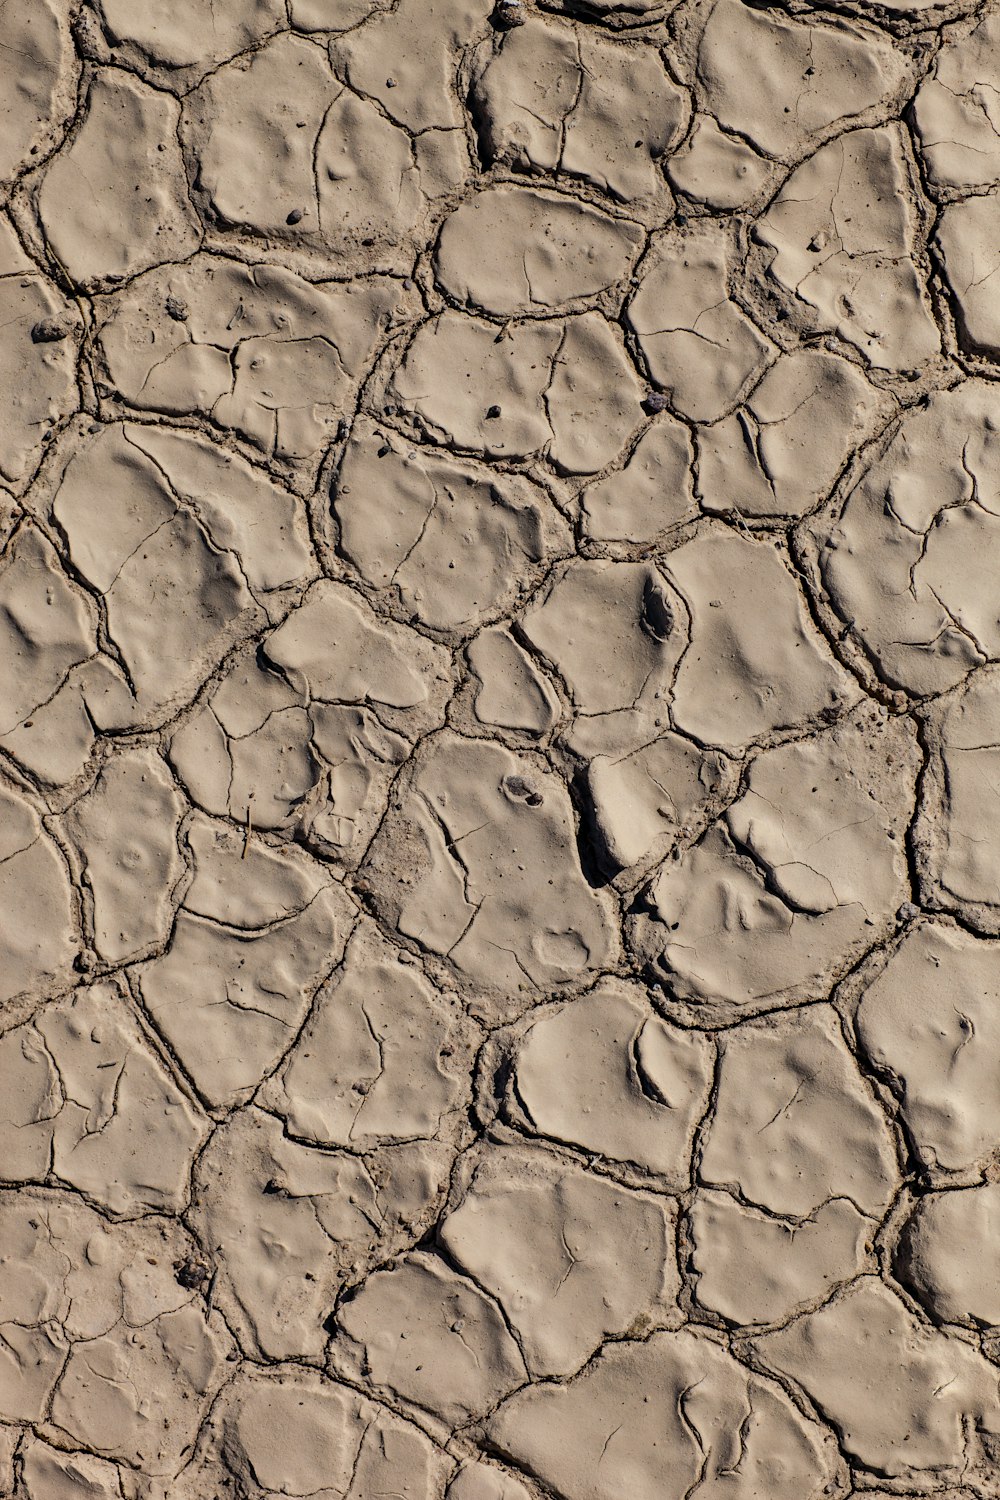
2,0,1000,1496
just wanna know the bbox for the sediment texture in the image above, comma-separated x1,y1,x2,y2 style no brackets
1,0,999,1496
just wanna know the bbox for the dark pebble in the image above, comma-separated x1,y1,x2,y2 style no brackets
31,318,68,344
493,0,526,26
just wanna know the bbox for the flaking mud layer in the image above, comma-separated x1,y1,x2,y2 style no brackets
2,0,1000,1495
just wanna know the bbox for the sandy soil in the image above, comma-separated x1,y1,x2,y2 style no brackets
1,0,1000,1495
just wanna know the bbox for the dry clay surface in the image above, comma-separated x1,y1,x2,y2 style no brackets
5,0,1000,1496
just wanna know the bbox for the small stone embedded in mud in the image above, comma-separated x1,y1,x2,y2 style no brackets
31,318,68,342
502,773,544,807
493,0,527,27
175,1257,212,1291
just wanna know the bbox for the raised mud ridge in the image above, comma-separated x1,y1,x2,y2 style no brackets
2,0,1000,1496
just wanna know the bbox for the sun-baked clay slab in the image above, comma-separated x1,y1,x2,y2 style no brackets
814,380,1000,696
913,666,1000,932
857,921,1000,1172
0,0,75,191
471,18,686,203
630,706,917,1019
97,255,418,473
38,70,201,290
753,1277,1000,1488
697,0,911,162
757,125,939,371
361,730,617,993
488,1327,842,1499
913,11,1000,194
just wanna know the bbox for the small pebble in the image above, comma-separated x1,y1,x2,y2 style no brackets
494,0,526,24
485,403,502,419
165,295,188,322
286,207,305,225
31,318,68,343
642,392,670,415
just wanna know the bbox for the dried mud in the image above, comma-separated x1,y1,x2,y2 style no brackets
2,0,1000,1496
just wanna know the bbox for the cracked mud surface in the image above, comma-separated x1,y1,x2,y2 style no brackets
4,0,1000,1495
